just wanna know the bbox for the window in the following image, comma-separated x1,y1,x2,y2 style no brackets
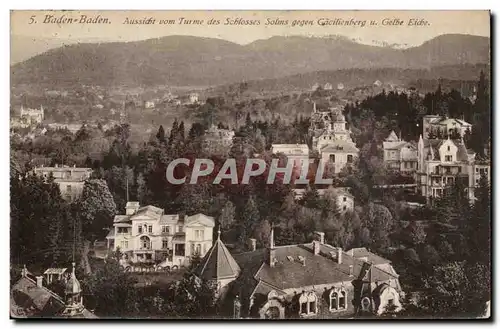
174,244,185,256
347,155,353,163
195,230,205,240
162,239,169,249
178,225,184,233
339,291,346,309
138,226,143,234
162,226,170,234
476,168,479,173
140,236,151,249
196,244,201,255
447,146,450,151
343,197,347,202
118,227,128,234
445,155,452,162
148,225,153,233
330,291,338,310
299,292,317,316
330,154,335,163
343,206,347,211
145,254,152,260
361,297,371,311
330,289,347,311
66,185,72,193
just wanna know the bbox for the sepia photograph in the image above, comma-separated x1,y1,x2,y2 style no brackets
9,9,491,320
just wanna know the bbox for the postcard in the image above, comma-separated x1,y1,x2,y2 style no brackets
10,10,491,320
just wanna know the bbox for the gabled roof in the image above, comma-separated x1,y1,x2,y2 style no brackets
43,268,67,276
347,247,391,265
195,236,241,281
131,205,164,220
113,215,131,223
321,140,359,154
159,214,180,225
185,213,215,227
385,131,399,142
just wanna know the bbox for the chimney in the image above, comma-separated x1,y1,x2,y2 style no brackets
314,231,325,244
21,265,27,277
249,238,256,252
337,248,343,264
36,276,43,288
313,240,320,255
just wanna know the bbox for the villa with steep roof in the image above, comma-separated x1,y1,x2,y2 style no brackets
195,229,403,319
383,131,418,173
107,201,215,267
416,135,490,201
309,104,359,174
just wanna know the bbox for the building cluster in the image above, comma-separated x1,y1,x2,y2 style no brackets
195,228,403,319
10,263,97,318
203,124,235,155
271,103,359,211
106,202,215,268
30,165,93,201
382,115,490,202
11,105,45,129
292,187,354,213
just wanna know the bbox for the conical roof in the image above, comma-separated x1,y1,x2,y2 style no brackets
65,263,81,295
195,232,241,280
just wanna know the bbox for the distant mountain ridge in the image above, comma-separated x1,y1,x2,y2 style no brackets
11,34,490,88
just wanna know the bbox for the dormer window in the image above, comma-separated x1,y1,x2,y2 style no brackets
329,288,347,311
299,292,317,316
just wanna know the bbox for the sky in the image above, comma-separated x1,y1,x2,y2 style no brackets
11,10,490,47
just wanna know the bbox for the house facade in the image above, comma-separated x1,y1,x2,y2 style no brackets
416,135,490,201
309,104,359,174
31,165,93,201
383,131,418,174
271,144,310,168
107,202,215,267
293,187,354,213
195,229,403,319
422,115,472,139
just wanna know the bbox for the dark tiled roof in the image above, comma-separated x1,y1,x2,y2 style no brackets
233,243,397,292
195,238,241,280
321,140,359,154
11,274,97,319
